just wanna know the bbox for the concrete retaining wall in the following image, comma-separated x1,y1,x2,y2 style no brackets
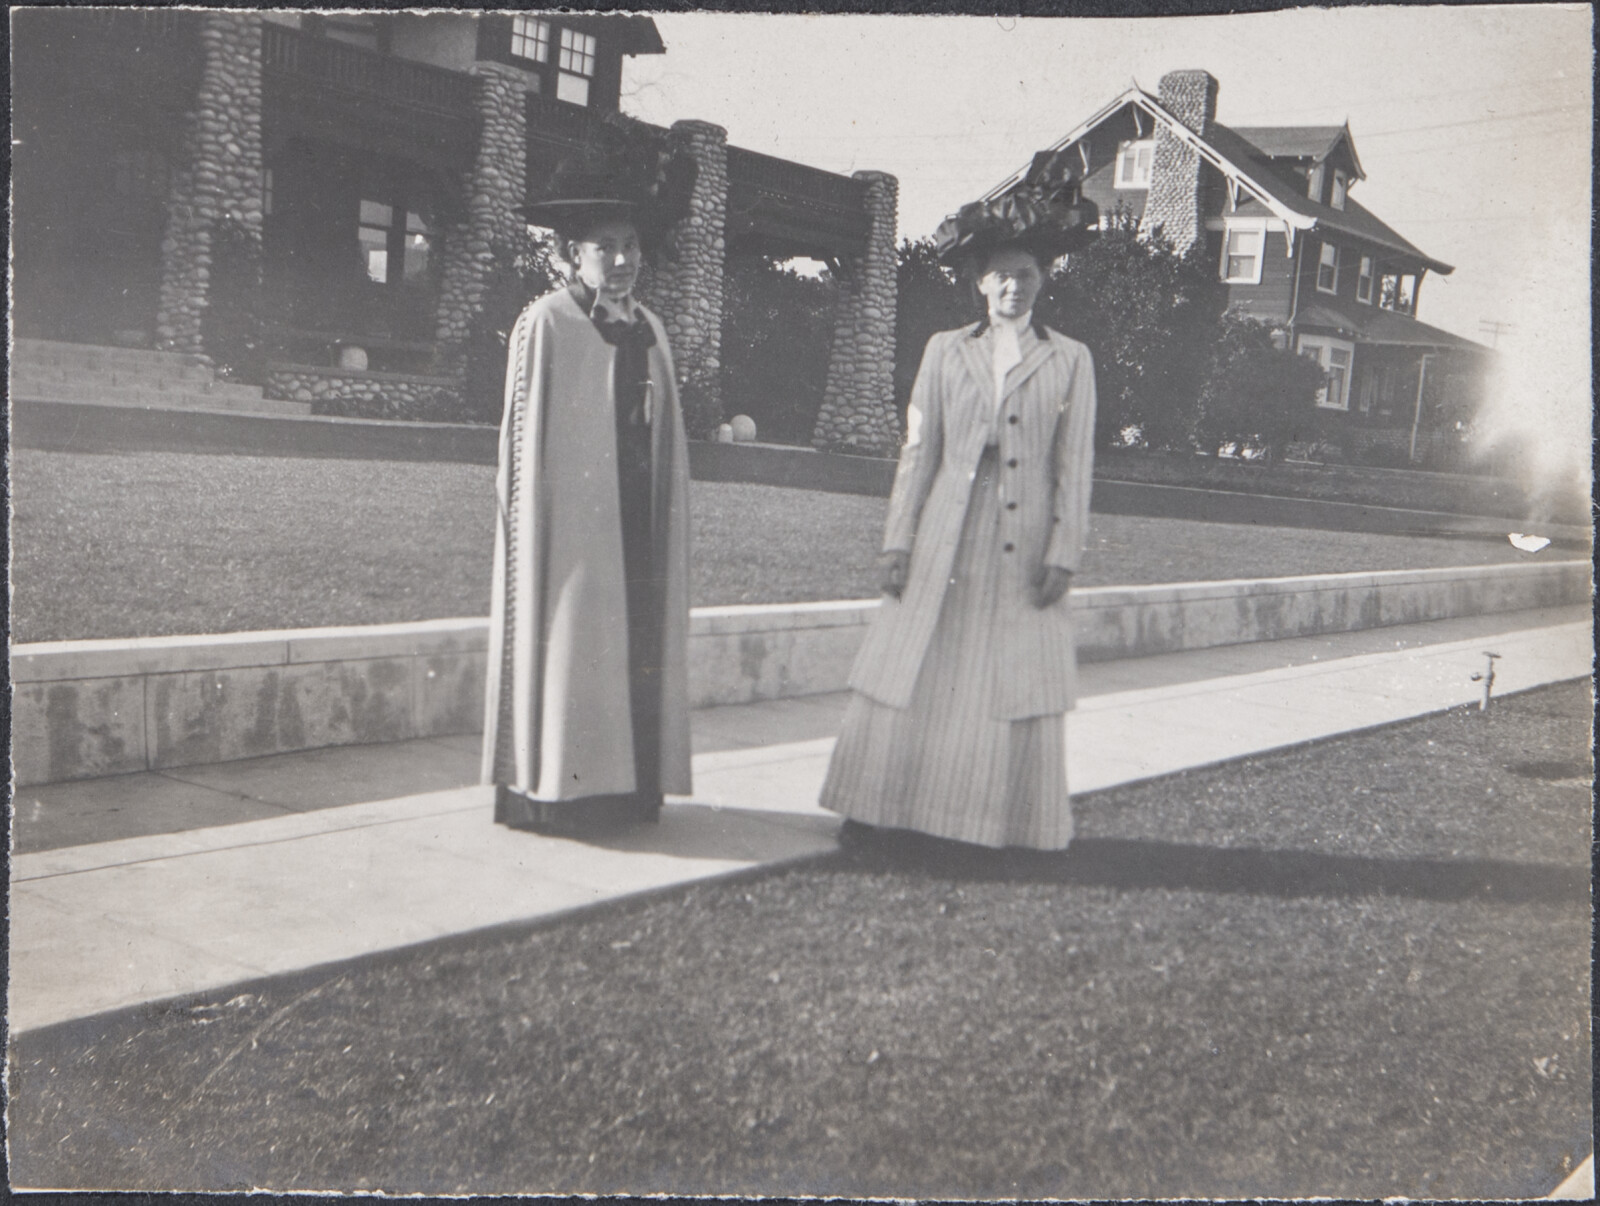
11,561,1589,786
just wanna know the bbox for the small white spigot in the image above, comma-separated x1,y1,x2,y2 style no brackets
1469,652,1501,711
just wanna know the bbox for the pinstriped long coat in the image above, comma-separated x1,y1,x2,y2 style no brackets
848,321,1098,720
480,288,693,801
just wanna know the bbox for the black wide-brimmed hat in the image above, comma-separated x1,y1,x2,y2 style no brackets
934,148,1099,267
519,113,697,249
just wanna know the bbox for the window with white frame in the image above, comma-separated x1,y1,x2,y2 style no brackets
510,14,550,62
556,28,597,105
1356,255,1374,304
1316,240,1340,293
1114,139,1155,189
1220,219,1266,284
1298,335,1356,410
1331,169,1348,210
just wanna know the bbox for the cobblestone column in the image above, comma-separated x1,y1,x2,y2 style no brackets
812,170,899,455
635,119,727,438
433,61,529,376
155,11,264,357
1138,69,1219,255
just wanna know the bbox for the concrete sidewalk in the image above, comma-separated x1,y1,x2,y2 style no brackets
10,603,1589,1039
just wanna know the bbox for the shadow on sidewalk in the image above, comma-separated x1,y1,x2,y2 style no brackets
831,831,1587,906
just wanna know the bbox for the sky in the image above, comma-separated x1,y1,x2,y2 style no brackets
623,5,1593,477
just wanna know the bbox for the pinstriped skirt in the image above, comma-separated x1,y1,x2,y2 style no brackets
820,447,1072,850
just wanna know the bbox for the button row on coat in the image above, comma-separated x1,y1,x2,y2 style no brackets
1003,438,1020,550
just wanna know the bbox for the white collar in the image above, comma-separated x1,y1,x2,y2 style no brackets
590,292,639,325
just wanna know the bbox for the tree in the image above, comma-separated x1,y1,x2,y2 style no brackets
1191,311,1325,460
1037,205,1221,450
892,237,971,415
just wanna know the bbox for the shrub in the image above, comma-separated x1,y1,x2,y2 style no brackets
1191,312,1325,460
677,362,725,441
309,383,463,423
203,215,266,384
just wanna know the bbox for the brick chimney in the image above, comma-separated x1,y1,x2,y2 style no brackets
1138,69,1219,254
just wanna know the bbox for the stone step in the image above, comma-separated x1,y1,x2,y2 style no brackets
10,339,311,418
9,377,240,404
13,339,210,373
10,383,311,416
12,364,220,390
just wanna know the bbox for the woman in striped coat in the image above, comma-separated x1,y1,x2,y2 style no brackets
820,156,1099,850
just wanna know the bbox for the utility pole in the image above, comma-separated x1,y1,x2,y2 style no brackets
1478,319,1516,347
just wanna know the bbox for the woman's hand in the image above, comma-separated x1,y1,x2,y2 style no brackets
1033,565,1073,609
878,550,911,599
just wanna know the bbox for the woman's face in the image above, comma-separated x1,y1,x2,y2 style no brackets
977,247,1044,320
569,219,642,300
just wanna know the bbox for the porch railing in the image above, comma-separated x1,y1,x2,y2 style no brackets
261,24,475,117
523,93,671,147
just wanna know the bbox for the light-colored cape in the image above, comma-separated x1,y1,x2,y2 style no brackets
848,323,1098,720
481,287,693,799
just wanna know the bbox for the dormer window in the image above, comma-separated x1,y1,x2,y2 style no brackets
1331,169,1348,210
1114,139,1155,190
1316,240,1340,294
557,28,597,106
1306,165,1324,203
510,14,550,63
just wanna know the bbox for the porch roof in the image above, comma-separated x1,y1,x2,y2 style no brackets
1297,304,1490,353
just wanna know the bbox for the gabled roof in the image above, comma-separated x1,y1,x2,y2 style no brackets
1205,123,1449,273
1297,304,1489,353
1230,125,1364,178
988,85,1448,274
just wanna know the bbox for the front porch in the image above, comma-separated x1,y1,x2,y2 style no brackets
1295,302,1492,470
11,10,902,448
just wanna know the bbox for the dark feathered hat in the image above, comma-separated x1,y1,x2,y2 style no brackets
934,148,1098,267
519,113,698,251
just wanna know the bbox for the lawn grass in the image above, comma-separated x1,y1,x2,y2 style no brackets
10,449,1552,643
8,681,1590,1198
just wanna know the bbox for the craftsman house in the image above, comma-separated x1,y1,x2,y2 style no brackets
986,70,1490,463
10,9,899,450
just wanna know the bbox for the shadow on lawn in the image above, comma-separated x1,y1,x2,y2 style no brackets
833,830,1587,906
